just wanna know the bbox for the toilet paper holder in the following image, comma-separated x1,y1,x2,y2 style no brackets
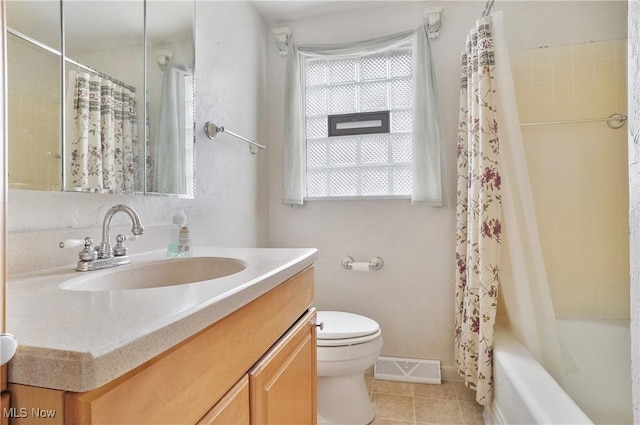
341,256,384,271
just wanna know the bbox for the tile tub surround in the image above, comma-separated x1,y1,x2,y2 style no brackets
6,246,318,392
511,39,629,320
365,374,484,425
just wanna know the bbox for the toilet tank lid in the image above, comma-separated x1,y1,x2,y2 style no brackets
316,311,380,340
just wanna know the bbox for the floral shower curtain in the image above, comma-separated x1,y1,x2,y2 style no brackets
69,71,138,192
454,16,502,405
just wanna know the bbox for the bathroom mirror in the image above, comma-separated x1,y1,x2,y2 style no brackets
5,0,195,198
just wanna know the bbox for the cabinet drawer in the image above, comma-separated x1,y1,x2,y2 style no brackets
65,267,314,425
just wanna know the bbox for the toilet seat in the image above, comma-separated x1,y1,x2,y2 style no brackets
317,328,382,347
317,311,381,347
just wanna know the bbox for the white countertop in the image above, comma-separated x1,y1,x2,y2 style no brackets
6,246,318,392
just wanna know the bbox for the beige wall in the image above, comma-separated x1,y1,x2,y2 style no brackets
512,40,629,319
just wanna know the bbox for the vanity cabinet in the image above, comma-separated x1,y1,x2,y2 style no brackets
7,267,316,425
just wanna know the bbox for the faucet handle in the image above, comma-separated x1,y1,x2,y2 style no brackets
60,237,97,262
79,237,97,261
113,234,129,257
59,238,86,249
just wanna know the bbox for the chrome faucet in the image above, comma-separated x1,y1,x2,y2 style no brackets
97,204,145,259
61,204,145,272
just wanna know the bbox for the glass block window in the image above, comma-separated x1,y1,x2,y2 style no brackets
305,47,413,198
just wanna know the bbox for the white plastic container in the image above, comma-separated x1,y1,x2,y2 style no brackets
167,208,192,258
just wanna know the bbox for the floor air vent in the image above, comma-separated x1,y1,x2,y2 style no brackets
374,356,441,384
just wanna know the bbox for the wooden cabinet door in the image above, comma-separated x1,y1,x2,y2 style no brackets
197,375,249,425
249,309,317,425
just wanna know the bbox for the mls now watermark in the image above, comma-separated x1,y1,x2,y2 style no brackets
3,407,57,418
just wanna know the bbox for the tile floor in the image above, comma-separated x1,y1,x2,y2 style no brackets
365,374,485,425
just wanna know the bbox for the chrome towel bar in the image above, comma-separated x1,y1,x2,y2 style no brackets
204,122,266,154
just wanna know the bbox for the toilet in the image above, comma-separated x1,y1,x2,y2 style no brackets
316,311,383,425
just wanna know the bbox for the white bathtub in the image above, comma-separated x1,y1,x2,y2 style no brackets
485,320,632,425
556,319,632,425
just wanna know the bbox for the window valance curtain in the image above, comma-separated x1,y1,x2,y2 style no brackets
281,22,446,206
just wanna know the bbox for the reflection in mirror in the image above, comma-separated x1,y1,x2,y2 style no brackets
63,1,145,194
5,0,196,198
6,1,62,190
146,0,195,197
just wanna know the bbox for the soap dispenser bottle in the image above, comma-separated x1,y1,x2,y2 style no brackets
167,208,192,258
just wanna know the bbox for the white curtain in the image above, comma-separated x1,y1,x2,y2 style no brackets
68,71,138,192
281,23,446,206
150,60,193,194
491,11,566,381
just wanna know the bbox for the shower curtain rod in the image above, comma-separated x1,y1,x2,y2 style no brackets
7,27,137,93
520,113,627,129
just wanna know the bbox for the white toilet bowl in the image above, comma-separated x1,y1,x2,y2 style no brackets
316,311,383,425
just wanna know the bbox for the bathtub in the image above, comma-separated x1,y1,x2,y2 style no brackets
556,319,632,425
485,319,632,425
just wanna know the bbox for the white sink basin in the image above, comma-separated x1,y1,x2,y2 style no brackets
59,256,247,291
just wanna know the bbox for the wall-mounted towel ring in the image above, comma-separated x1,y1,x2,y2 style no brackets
204,121,266,154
